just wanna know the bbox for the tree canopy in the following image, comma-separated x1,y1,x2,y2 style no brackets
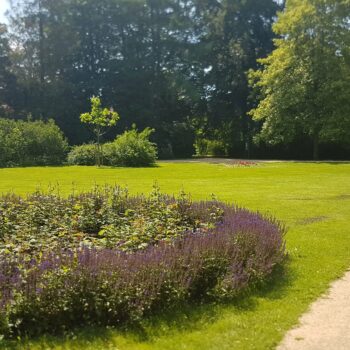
0,0,349,159
249,0,350,159
0,0,280,155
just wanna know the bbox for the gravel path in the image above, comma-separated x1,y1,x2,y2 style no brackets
278,270,350,350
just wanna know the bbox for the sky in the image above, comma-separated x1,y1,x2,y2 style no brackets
0,0,9,23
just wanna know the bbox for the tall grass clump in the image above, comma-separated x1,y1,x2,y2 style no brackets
0,186,286,338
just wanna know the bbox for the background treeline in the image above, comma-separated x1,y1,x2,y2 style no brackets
0,0,349,159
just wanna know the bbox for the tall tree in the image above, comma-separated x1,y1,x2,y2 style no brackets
5,0,280,157
8,0,47,116
194,0,279,156
249,0,350,160
0,23,17,116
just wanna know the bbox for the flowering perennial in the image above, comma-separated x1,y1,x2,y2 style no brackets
0,187,286,337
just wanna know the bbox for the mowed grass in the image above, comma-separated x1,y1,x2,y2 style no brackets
1,161,350,350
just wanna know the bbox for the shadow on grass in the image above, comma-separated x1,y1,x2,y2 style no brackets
2,259,295,349
122,259,294,342
0,163,161,171
97,163,161,169
283,161,350,165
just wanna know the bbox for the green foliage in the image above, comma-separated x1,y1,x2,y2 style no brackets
0,24,17,117
0,185,222,255
3,0,281,158
80,97,119,129
80,97,119,166
194,138,227,157
249,0,350,159
0,118,68,167
0,184,285,338
104,127,158,167
191,117,234,157
68,128,158,167
67,144,97,166
166,122,195,158
194,0,279,156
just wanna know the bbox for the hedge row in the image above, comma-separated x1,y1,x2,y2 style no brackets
0,118,157,168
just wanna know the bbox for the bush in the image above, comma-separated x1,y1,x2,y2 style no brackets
0,118,68,167
0,186,286,338
67,144,97,166
194,138,228,157
67,127,158,167
105,127,158,167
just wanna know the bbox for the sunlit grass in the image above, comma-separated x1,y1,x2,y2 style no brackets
1,161,350,350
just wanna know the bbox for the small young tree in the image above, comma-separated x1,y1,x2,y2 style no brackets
80,96,119,166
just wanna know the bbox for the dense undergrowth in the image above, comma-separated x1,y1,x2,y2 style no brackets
0,186,286,338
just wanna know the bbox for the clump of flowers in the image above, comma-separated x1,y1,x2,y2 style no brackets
0,186,286,338
232,160,258,167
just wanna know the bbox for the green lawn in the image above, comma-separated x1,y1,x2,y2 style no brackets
2,161,350,350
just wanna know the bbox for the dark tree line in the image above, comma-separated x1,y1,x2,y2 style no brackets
0,0,348,159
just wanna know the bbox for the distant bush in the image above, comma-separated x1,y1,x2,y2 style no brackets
194,138,228,157
0,186,286,338
68,127,158,167
105,127,157,167
0,118,68,167
67,144,97,166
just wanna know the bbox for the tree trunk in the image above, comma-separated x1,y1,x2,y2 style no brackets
313,133,319,161
96,133,101,167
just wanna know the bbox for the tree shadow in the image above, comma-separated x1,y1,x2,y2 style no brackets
285,160,350,165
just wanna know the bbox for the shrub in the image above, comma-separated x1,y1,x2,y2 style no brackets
194,138,228,157
67,128,158,167
0,186,286,338
105,127,157,167
0,118,68,167
67,144,97,166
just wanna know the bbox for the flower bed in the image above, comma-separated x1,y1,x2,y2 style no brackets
232,160,258,167
0,186,286,338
